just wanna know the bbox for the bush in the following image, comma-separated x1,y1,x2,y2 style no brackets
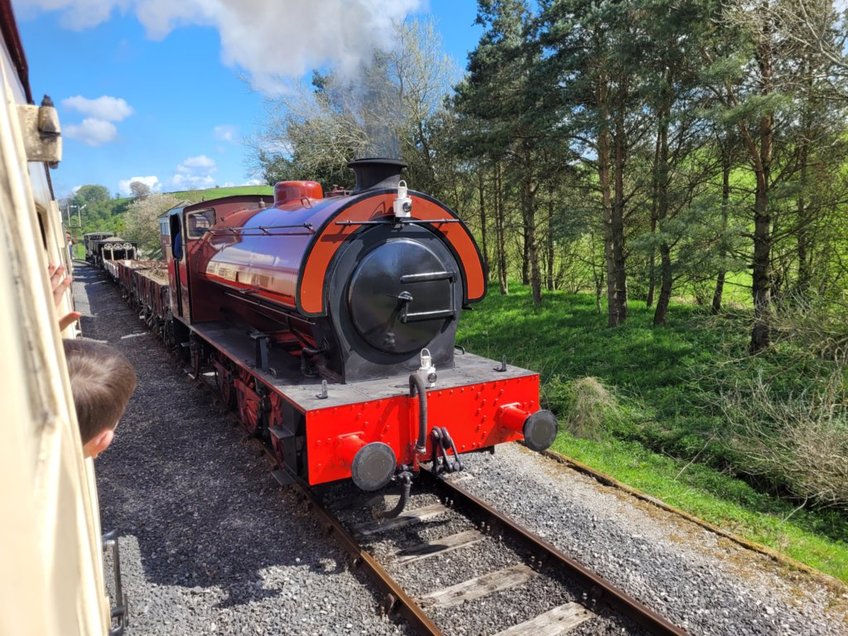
720,368,848,508
545,376,626,440
771,295,848,364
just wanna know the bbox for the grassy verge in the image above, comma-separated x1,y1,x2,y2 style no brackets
457,284,848,584
552,433,848,583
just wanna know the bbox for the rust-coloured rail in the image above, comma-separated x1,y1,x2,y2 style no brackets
419,468,687,636
294,483,443,636
201,373,683,635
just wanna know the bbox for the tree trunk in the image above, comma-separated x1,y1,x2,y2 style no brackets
711,152,731,314
652,98,672,326
751,179,772,352
546,195,555,290
477,169,490,280
597,104,619,326
521,222,530,285
749,16,774,354
654,243,673,325
494,162,509,295
795,114,811,297
609,107,628,325
522,170,542,306
646,130,661,308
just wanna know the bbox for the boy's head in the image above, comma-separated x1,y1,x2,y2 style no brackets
64,339,137,458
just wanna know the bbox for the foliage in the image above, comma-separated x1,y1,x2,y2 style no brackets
62,184,273,248
713,296,848,506
545,376,626,440
168,185,273,202
251,18,456,192
458,284,848,577
459,284,848,506
129,180,152,199
720,370,848,507
122,193,183,258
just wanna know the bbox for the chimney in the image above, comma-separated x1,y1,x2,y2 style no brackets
348,158,407,193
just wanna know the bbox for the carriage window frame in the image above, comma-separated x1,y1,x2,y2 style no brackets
186,208,216,238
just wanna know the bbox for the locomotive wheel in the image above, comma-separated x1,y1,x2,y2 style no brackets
215,364,235,410
235,369,262,436
163,314,175,349
190,338,203,378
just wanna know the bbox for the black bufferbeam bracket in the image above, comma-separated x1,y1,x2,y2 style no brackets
250,331,270,372
102,530,128,636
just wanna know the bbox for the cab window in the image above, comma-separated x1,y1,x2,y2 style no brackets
186,208,215,238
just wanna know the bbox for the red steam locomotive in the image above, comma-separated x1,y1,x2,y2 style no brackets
109,159,556,514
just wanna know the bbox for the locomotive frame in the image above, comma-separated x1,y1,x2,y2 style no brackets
106,160,557,513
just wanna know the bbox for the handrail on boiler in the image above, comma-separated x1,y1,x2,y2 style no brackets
208,223,315,237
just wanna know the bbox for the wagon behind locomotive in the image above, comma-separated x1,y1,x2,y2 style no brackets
86,233,137,268
111,160,557,495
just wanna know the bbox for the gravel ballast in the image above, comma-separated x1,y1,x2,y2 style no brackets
76,262,848,635
75,264,408,636
445,448,848,635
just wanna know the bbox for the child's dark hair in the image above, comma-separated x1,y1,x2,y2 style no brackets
64,339,137,443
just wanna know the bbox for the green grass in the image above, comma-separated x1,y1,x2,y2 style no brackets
552,434,848,583
165,185,274,202
457,284,848,583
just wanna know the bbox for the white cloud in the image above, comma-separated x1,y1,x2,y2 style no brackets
214,125,238,143
170,155,217,190
65,118,118,146
118,175,161,196
220,178,265,188
61,95,133,146
62,95,134,121
18,0,117,29
26,0,422,94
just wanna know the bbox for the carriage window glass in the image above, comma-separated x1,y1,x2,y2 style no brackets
187,208,215,238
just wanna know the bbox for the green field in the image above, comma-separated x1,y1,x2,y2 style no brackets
164,185,274,202
457,285,848,583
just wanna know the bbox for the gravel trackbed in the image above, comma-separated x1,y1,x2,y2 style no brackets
75,262,848,636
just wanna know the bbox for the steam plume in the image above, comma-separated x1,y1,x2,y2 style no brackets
21,0,422,94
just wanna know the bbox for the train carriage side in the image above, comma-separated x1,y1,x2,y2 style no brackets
0,1,117,632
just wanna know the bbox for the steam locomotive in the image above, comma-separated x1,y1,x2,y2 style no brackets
107,159,557,514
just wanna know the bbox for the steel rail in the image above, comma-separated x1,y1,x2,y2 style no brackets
108,256,684,635
419,468,687,636
292,483,443,636
195,369,683,635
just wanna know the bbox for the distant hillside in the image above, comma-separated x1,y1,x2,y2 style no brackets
162,184,275,204
107,185,275,210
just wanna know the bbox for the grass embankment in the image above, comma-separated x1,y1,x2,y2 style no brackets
167,185,274,201
457,287,848,584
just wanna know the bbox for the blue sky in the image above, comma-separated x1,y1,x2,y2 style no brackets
15,1,482,198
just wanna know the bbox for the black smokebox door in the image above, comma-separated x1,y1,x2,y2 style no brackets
348,239,456,355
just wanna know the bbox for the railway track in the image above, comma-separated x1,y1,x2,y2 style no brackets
297,466,687,636
91,264,842,636
187,361,686,635
107,261,684,635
